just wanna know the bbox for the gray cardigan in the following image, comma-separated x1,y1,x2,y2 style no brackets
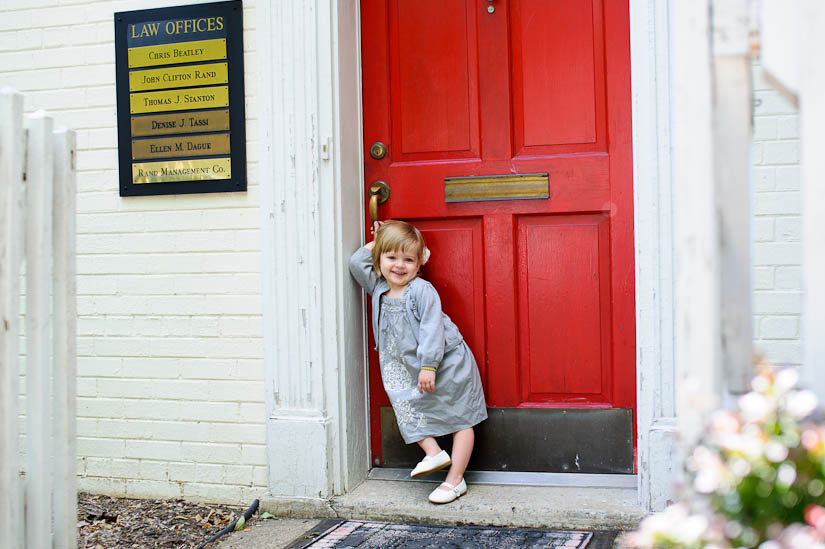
348,246,464,370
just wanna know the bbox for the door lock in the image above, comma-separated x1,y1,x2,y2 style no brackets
369,141,387,160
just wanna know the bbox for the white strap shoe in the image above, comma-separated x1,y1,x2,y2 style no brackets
428,478,467,504
410,450,451,479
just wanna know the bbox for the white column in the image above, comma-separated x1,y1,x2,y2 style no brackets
712,0,754,395
670,0,723,448
630,0,679,511
257,0,368,499
799,2,825,400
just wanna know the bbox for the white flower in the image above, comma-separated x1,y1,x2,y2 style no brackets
739,392,775,423
776,463,797,486
673,514,709,544
752,373,771,393
765,440,790,463
730,457,752,478
786,390,818,420
695,469,723,493
775,368,800,393
777,524,825,549
710,410,741,433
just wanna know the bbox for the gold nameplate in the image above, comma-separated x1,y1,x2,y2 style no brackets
131,110,230,136
127,38,227,68
132,133,230,160
132,158,231,184
130,85,229,114
129,62,228,91
444,173,549,203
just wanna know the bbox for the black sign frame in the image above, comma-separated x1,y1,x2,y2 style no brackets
114,1,246,197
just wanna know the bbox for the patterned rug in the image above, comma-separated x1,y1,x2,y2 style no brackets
289,519,598,548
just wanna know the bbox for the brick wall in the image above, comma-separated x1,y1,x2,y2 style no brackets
751,62,802,366
1,0,266,504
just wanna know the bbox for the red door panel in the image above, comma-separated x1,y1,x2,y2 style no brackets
391,0,480,158
361,0,635,467
517,214,612,404
511,0,605,150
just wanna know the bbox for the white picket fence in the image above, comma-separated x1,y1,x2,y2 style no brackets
1,87,77,549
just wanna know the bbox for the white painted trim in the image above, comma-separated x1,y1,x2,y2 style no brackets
630,0,679,511
258,0,368,499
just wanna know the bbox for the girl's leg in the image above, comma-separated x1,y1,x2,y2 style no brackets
442,427,474,488
416,436,442,457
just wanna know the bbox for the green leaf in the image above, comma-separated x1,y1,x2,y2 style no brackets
234,516,246,531
260,512,275,519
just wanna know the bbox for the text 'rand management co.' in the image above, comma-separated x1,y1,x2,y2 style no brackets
132,158,232,184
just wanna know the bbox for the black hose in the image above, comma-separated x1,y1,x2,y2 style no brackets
196,498,259,549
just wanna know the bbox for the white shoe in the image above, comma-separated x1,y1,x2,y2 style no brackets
428,479,467,504
410,450,451,479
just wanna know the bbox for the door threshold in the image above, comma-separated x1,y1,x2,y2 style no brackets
368,467,637,489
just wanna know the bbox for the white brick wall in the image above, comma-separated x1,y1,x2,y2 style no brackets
1,0,266,504
751,62,802,366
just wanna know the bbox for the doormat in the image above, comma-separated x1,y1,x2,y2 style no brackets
288,519,596,548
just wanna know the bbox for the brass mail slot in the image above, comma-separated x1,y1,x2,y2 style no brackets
132,133,230,159
444,173,549,203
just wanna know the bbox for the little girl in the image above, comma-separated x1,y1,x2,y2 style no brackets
349,220,487,504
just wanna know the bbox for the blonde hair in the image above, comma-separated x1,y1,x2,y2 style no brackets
372,220,427,275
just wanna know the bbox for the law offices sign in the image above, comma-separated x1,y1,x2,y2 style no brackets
114,1,246,196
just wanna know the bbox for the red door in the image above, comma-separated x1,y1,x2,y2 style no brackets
361,0,635,472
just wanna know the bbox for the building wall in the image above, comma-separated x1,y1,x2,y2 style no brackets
1,0,266,504
751,62,802,366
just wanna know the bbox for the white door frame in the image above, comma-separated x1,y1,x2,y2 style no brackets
257,0,677,511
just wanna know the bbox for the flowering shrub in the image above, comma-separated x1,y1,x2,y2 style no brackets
624,367,825,548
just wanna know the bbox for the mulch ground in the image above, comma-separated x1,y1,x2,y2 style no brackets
77,493,255,548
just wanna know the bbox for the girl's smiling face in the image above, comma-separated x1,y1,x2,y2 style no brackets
379,248,422,291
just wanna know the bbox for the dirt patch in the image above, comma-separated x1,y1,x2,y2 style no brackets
78,493,255,548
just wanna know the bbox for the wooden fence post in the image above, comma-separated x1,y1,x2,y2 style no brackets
1,92,76,548
52,126,77,549
0,87,25,549
24,111,55,549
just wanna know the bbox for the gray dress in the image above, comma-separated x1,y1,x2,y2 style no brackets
378,295,488,444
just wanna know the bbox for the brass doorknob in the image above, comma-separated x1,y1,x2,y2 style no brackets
369,181,390,225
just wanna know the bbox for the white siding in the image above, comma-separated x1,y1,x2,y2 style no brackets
751,62,802,366
1,0,265,504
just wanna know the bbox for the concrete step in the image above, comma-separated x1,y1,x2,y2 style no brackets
261,478,646,531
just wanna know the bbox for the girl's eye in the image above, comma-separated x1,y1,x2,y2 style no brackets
405,258,414,263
